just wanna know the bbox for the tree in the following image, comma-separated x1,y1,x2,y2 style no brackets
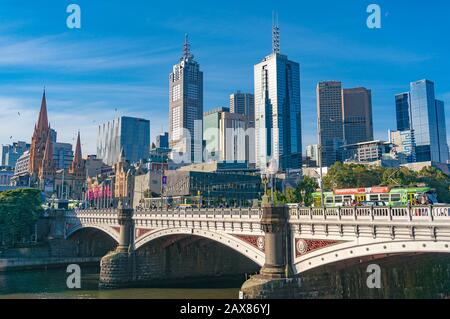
272,190,287,206
381,167,417,186
284,187,298,204
296,176,319,207
417,167,450,203
322,162,450,204
0,188,43,247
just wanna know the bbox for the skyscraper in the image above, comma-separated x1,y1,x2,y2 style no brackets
230,91,255,127
399,79,449,163
342,87,374,145
169,34,203,164
435,99,449,163
97,116,150,166
254,19,302,173
395,93,411,131
317,81,344,167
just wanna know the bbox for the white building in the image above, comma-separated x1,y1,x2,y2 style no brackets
254,20,302,173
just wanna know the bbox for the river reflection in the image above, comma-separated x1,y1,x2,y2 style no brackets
0,266,240,299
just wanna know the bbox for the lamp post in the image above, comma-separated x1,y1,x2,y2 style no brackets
317,117,325,208
317,116,337,208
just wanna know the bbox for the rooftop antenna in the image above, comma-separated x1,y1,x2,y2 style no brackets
272,11,280,54
183,33,193,60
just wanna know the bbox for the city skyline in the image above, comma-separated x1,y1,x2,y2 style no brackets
0,1,449,155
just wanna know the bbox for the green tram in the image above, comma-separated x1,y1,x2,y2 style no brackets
312,186,438,207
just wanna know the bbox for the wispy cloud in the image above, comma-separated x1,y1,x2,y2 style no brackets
0,34,179,72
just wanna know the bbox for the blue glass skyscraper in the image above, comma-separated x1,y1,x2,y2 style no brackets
398,80,449,163
97,116,150,166
435,99,449,163
395,93,411,131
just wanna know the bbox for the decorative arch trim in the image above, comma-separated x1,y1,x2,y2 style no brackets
65,224,120,243
134,228,265,266
293,240,450,275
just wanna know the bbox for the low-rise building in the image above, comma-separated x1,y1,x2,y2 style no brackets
10,150,31,186
340,140,394,163
0,166,14,186
162,170,262,206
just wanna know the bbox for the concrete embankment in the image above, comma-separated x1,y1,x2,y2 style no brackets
0,239,102,272
0,257,100,272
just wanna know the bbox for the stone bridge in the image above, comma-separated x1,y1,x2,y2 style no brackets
65,202,450,298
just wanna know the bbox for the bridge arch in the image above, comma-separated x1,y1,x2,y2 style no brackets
293,239,450,275
134,228,265,266
66,224,120,244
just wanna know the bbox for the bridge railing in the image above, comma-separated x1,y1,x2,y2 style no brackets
133,207,262,220
288,205,450,222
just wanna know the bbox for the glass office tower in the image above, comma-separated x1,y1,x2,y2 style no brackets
97,116,150,166
317,81,344,167
395,93,411,131
254,30,302,173
409,80,448,163
436,99,449,163
342,87,374,145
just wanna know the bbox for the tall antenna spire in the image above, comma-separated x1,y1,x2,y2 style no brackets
272,11,280,54
182,33,193,61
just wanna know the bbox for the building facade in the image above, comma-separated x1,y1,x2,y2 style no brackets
163,170,262,206
435,99,449,163
395,93,411,131
398,79,449,163
97,116,150,166
1,141,30,169
230,91,255,127
342,87,374,145
203,107,249,163
53,132,87,200
317,81,344,167
113,149,136,208
389,130,416,164
340,140,393,164
254,22,302,173
10,150,30,186
169,35,203,164
0,167,14,186
156,132,169,149
53,142,74,170
305,144,319,167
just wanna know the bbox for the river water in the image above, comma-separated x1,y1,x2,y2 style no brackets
0,266,240,299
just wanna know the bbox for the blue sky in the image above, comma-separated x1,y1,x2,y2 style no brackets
0,0,449,155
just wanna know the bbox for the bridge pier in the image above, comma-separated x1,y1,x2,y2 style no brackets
99,202,135,289
240,197,302,299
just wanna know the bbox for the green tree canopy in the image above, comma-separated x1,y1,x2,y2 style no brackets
322,162,450,203
296,176,319,207
0,188,43,247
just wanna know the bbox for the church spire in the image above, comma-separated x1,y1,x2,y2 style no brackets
37,89,49,132
73,131,82,164
272,12,280,54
